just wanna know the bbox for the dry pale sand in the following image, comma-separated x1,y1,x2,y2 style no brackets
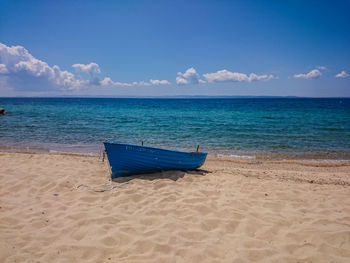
0,152,350,263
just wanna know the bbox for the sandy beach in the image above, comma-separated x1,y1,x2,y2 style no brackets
0,151,349,263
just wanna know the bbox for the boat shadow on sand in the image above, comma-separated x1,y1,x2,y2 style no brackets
112,169,211,183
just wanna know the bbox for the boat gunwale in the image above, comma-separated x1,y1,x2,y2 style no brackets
103,141,207,155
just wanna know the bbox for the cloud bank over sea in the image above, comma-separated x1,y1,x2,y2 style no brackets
0,43,348,96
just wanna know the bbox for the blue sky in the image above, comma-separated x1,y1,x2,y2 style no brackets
0,0,349,97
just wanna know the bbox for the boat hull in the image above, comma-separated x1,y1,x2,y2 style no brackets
104,142,207,178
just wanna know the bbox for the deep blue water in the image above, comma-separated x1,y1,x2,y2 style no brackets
0,97,350,159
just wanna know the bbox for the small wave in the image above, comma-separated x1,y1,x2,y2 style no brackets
212,150,350,162
0,145,50,154
48,149,98,156
255,152,350,161
216,154,256,160
0,142,101,156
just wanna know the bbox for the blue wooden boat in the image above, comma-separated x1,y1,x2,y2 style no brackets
103,142,207,178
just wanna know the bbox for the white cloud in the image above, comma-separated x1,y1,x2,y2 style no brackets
72,62,101,75
176,67,204,85
203,69,275,83
100,78,170,87
0,43,171,92
0,43,85,91
316,66,327,70
99,77,132,87
335,70,349,79
0,63,8,74
294,69,322,79
150,79,170,85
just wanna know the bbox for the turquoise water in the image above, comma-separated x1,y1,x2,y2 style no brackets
0,98,349,159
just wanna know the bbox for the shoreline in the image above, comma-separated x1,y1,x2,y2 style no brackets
1,151,350,182
1,143,350,163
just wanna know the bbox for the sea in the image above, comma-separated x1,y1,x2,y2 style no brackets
0,97,349,161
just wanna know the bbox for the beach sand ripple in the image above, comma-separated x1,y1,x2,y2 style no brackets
0,152,350,262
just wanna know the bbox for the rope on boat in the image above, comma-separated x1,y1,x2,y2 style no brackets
102,150,106,162
99,141,108,162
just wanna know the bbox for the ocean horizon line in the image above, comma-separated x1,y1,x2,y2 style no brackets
1,95,350,99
